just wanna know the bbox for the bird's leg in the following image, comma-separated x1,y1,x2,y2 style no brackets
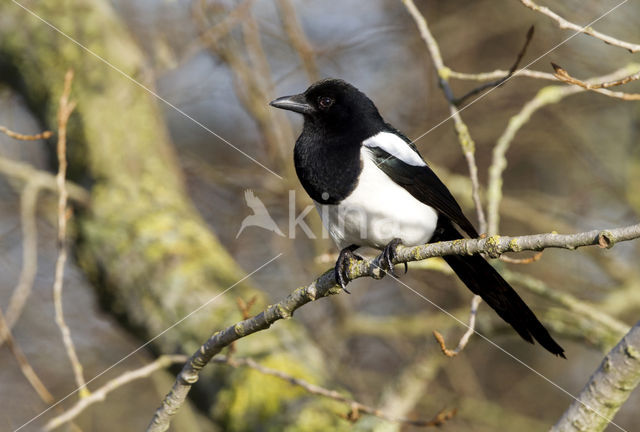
377,238,407,277
334,244,362,294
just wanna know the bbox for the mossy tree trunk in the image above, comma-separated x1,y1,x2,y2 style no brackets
0,1,346,430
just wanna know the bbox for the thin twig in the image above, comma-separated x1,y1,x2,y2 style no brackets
500,250,544,264
0,154,90,205
551,63,640,100
449,68,556,82
402,0,487,234
213,355,455,427
1,180,41,344
519,0,640,53
43,355,188,431
0,308,54,404
147,223,640,431
276,0,319,82
453,26,535,106
52,69,87,397
0,125,52,141
486,64,640,235
403,0,486,353
433,295,482,357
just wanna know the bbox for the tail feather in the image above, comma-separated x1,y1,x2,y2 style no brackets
435,221,565,357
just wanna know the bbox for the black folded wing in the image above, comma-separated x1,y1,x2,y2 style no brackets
366,141,479,238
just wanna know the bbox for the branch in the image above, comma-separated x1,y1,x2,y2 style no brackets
0,308,54,404
449,68,557,82
52,70,87,396
276,0,320,82
0,125,52,141
453,26,535,106
44,355,188,431
519,0,640,53
551,63,640,100
433,295,482,357
0,155,90,204
147,222,640,431
212,355,455,427
551,320,640,432
402,0,487,234
486,63,640,236
1,180,41,344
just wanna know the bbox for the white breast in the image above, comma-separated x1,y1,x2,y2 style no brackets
316,148,438,250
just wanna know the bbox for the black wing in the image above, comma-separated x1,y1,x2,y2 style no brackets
366,140,479,238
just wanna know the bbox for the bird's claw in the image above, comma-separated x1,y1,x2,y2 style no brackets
379,238,406,277
334,246,362,294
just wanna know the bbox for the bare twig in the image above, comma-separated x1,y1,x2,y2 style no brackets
551,63,640,100
0,155,90,205
502,270,629,338
519,0,640,53
454,26,535,106
276,0,319,82
196,0,254,47
403,0,488,354
236,296,257,320
1,180,41,344
433,295,482,357
194,0,294,164
0,125,52,141
402,0,487,234
500,250,544,264
449,68,556,82
44,355,188,431
213,355,455,427
52,70,87,397
0,308,54,404
147,223,640,431
486,64,640,236
551,320,640,432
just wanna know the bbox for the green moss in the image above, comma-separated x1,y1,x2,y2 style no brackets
214,352,347,431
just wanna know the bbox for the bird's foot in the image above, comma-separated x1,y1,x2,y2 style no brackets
376,238,407,278
334,245,363,294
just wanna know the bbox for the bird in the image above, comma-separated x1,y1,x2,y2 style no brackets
269,78,565,357
236,189,285,239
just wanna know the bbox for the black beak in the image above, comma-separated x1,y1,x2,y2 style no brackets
269,93,314,114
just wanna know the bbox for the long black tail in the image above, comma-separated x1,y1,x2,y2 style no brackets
434,220,565,357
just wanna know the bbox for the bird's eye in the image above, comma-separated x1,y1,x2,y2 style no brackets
318,96,334,109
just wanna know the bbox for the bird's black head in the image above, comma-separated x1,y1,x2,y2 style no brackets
269,79,383,135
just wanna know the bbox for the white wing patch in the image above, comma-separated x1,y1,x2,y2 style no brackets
362,131,426,167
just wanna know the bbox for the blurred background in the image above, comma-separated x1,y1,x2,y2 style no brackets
1,0,639,430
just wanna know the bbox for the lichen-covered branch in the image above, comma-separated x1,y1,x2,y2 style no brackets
551,321,640,432
2,2,340,429
148,222,640,431
519,0,640,53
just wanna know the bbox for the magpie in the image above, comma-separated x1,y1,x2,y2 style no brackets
270,78,565,357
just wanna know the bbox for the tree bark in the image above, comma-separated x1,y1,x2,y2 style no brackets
551,321,640,432
0,1,345,430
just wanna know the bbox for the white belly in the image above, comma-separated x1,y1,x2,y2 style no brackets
316,149,438,250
